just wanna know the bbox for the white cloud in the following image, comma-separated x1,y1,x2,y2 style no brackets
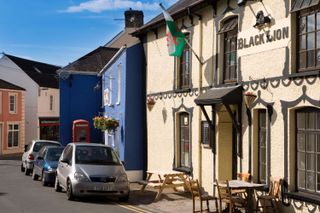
62,0,159,13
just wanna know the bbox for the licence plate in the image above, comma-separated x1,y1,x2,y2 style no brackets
94,183,113,191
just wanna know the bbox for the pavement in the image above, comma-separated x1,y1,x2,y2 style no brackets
127,182,219,213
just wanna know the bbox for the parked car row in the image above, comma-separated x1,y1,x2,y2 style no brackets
21,140,130,202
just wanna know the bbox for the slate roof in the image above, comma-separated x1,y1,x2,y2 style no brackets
0,79,25,91
104,28,140,48
132,0,212,36
59,46,119,73
4,54,60,89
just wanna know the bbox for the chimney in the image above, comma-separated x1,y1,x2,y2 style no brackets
124,9,144,28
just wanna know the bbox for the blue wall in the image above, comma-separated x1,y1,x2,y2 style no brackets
103,43,145,171
59,74,102,146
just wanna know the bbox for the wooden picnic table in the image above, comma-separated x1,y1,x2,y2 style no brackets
218,180,265,212
139,170,189,201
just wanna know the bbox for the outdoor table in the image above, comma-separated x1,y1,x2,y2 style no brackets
139,170,189,201
219,180,265,212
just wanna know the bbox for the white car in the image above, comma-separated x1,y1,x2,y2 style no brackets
55,143,130,201
21,140,61,175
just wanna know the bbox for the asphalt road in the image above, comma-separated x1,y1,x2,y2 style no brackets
0,160,143,213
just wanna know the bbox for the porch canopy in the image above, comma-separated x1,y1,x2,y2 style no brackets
194,85,243,159
194,85,243,105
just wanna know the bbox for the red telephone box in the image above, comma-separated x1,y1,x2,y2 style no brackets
72,119,90,143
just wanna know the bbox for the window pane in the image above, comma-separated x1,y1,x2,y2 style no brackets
317,154,320,172
297,113,306,129
297,133,305,151
317,174,320,191
13,132,18,146
231,37,237,51
308,112,316,129
307,50,315,67
306,153,315,171
300,35,306,50
317,32,320,48
306,171,315,190
317,50,320,66
260,164,266,182
307,134,315,151
307,14,315,32
300,16,306,33
298,170,305,188
299,52,307,69
307,33,315,49
317,12,320,29
298,152,306,169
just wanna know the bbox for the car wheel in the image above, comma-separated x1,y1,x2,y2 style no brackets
54,176,62,192
21,163,25,172
32,171,39,180
119,194,129,202
25,167,31,176
66,179,75,200
41,171,48,186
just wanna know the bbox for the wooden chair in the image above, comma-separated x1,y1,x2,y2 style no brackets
215,179,247,213
255,177,282,212
189,178,219,213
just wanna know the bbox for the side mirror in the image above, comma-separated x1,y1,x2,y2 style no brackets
24,145,28,152
121,161,126,166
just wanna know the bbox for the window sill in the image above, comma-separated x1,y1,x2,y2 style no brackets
173,166,191,175
174,88,191,93
285,191,320,205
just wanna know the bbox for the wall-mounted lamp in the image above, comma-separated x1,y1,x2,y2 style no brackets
237,0,262,6
253,10,271,28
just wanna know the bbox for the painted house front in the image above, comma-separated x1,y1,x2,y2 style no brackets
99,43,145,181
0,54,60,144
0,79,25,156
58,47,118,146
134,0,320,211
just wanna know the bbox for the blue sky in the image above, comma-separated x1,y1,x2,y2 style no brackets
0,0,177,67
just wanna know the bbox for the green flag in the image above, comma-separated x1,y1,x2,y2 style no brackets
160,4,185,57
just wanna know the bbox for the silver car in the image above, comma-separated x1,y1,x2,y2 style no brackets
21,140,61,175
55,143,130,201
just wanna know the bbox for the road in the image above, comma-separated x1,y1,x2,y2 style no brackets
0,160,145,213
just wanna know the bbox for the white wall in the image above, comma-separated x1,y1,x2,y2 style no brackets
0,56,38,144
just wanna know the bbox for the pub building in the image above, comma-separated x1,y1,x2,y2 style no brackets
133,0,320,211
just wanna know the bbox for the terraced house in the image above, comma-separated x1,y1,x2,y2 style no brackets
133,0,320,211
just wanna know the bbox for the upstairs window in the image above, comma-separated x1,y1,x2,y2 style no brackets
220,17,238,84
116,63,121,104
9,93,17,114
50,95,54,111
297,8,320,71
176,33,191,90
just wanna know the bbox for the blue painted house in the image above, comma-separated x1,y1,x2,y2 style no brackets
58,47,118,146
99,43,146,181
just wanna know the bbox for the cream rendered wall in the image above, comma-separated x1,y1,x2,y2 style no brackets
38,88,59,117
0,56,38,145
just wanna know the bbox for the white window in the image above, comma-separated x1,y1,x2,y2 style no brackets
49,95,54,111
9,93,17,114
8,124,19,148
116,63,121,104
109,75,113,106
103,88,109,106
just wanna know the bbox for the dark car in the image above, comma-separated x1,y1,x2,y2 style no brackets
32,146,64,186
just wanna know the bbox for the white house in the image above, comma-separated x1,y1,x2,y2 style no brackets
0,54,60,144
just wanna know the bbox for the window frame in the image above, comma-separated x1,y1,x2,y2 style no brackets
258,109,267,184
116,63,121,105
49,95,54,111
222,18,238,84
295,107,320,195
7,123,19,148
201,121,211,147
296,7,320,72
178,112,191,170
175,33,192,91
9,93,17,114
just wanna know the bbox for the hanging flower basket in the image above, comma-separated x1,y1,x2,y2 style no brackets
93,116,119,133
146,96,156,111
244,91,257,108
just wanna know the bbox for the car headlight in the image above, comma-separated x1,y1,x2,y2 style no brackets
74,171,90,182
44,163,53,172
116,174,128,183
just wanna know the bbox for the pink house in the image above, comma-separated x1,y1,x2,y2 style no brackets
0,79,25,157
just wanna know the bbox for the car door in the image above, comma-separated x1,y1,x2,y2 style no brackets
58,145,73,189
34,148,45,176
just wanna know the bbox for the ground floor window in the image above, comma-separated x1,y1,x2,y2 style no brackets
258,109,267,184
8,124,19,148
296,107,320,193
39,118,59,141
178,112,191,169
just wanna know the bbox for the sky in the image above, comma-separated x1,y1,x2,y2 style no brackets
0,0,177,67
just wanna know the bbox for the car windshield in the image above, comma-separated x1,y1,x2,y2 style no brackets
33,142,60,152
75,146,120,165
45,148,64,161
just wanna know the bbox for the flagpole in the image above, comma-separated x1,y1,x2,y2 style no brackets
184,38,204,65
